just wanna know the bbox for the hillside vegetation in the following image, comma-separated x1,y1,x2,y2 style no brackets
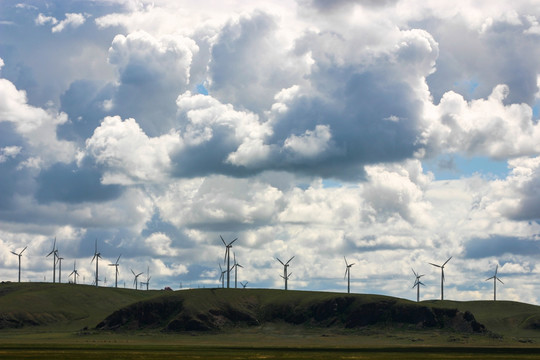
2,283,540,345
0,282,160,331
96,288,485,334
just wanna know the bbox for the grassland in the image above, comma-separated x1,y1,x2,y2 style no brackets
2,283,540,358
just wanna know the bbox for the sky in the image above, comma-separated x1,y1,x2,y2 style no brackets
1,0,540,303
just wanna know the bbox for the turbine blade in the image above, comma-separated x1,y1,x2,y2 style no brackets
497,278,504,284
429,262,441,268
486,276,494,281
220,235,226,246
344,256,348,266
116,254,121,264
20,246,27,255
443,256,452,267
10,251,18,256
286,256,295,264
229,238,238,246
412,268,418,277
131,269,136,276
276,257,285,266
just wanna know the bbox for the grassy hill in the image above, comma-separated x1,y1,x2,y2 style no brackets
2,282,540,347
0,282,160,332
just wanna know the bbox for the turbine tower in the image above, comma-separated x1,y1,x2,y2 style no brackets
91,239,102,287
10,246,27,283
69,261,79,284
220,235,237,288
412,268,425,302
277,256,294,290
429,256,452,300
344,256,355,294
57,255,64,283
131,269,143,290
233,252,243,289
486,264,504,301
144,266,151,290
46,238,58,283
219,263,226,288
109,254,121,288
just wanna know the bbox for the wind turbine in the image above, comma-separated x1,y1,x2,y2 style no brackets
69,260,79,284
46,238,58,283
219,263,226,288
429,256,452,300
486,265,504,301
277,256,294,290
144,266,151,290
57,255,64,283
220,235,237,288
91,239,102,287
10,246,27,283
109,254,121,288
412,268,425,302
131,269,143,290
344,256,355,294
240,281,248,289
233,252,243,289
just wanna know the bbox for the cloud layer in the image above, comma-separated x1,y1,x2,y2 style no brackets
1,0,540,303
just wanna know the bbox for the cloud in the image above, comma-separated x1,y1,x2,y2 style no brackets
106,30,198,136
36,13,87,33
0,77,76,165
85,116,182,185
424,85,540,159
0,146,21,163
3,0,540,302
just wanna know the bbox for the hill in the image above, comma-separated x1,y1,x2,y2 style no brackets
97,288,485,333
2,283,540,345
0,282,160,331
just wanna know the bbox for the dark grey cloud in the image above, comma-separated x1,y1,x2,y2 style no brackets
424,16,540,105
208,11,301,114
36,162,123,204
57,80,114,142
465,235,540,258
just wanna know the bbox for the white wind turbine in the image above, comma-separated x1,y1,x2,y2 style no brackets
69,260,79,284
233,252,243,289
57,255,64,283
344,256,355,294
486,264,504,301
46,238,58,283
429,256,452,300
412,268,425,302
91,239,102,287
131,269,143,290
109,255,121,288
10,246,27,283
277,256,294,290
219,263,226,288
220,235,237,288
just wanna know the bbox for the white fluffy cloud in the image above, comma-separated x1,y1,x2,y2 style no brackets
2,0,540,303
36,13,87,33
85,116,182,185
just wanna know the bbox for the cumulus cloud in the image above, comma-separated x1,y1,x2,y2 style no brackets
85,116,182,185
424,85,540,159
0,77,76,165
3,0,540,302
36,13,87,33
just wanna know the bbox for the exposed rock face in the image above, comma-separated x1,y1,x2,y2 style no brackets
96,293,486,334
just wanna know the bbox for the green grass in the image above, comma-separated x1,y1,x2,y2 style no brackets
0,282,160,332
2,283,540,358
